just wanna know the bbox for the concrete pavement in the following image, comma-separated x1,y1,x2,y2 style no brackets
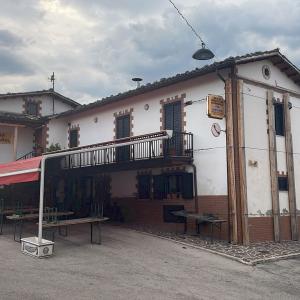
0,224,299,300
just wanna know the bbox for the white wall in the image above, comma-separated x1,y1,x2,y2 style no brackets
47,118,68,149
0,94,74,116
0,125,34,163
238,59,300,93
49,72,229,196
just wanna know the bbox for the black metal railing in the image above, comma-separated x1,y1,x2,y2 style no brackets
16,150,37,161
62,131,193,169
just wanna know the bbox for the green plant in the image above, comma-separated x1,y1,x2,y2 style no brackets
46,143,61,152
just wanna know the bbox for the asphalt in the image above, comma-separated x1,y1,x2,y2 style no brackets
0,224,299,300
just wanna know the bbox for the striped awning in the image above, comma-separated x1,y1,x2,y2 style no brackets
0,156,42,185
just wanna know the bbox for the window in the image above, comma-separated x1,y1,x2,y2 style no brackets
274,103,284,136
69,129,78,148
137,175,151,199
152,172,193,200
278,176,288,191
26,102,38,116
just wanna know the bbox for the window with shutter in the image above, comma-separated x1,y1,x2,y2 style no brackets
116,115,131,161
137,175,151,199
153,175,166,200
278,176,288,191
69,129,78,148
26,102,39,116
274,103,284,136
182,173,194,199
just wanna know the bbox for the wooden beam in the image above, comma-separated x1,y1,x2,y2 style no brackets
237,75,300,99
267,90,281,242
237,79,249,245
283,93,299,240
13,126,18,161
0,123,25,128
225,79,238,244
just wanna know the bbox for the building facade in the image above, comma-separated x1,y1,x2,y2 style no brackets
1,49,300,244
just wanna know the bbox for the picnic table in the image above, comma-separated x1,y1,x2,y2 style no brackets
172,210,227,241
6,211,74,242
0,207,39,235
41,217,109,245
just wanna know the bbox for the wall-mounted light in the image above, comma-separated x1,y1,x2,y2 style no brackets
94,117,98,123
144,104,149,111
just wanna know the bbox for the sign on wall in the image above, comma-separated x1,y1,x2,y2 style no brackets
207,94,225,119
0,132,13,144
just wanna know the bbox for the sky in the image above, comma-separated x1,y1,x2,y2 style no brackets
0,0,299,104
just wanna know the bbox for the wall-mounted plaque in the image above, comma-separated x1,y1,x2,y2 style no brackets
0,132,13,144
207,94,225,119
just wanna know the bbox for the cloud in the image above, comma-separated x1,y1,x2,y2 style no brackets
0,0,299,103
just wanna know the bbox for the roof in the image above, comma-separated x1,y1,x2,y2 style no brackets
55,49,300,119
0,111,46,127
0,89,80,108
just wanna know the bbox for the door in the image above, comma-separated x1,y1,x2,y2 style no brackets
164,101,182,155
116,115,131,162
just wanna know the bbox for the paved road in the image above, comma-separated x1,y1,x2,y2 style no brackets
0,225,299,300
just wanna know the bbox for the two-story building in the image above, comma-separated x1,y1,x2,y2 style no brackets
1,49,300,244
0,89,80,163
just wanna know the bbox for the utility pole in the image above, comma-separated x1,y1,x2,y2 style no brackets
49,72,56,115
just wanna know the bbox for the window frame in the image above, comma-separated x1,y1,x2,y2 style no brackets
278,176,288,191
26,101,39,116
69,129,79,148
274,102,285,136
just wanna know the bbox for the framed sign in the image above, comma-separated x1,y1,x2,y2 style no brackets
0,132,13,144
207,94,225,119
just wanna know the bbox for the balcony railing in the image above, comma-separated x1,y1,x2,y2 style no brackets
17,151,37,161
62,131,193,169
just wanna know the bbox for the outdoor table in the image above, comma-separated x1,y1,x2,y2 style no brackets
6,211,74,242
41,217,109,244
172,210,227,241
0,207,39,235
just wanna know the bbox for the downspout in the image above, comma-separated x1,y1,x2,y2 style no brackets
191,164,198,213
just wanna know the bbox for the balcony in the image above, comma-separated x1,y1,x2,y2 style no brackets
60,131,193,172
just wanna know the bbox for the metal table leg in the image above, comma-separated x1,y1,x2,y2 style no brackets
0,213,3,235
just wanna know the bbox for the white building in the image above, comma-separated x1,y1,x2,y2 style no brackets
1,49,300,244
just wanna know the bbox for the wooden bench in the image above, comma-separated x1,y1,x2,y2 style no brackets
41,217,109,245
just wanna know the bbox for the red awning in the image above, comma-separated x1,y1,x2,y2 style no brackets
0,156,42,185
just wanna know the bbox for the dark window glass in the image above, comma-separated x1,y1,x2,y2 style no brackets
275,103,284,136
153,175,166,200
138,175,151,199
26,102,38,116
69,129,78,148
116,115,130,162
153,172,193,200
278,176,288,191
182,173,194,199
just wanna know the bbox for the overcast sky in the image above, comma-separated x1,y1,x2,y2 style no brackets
0,0,299,104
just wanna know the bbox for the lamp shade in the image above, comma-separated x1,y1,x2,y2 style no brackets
192,47,215,60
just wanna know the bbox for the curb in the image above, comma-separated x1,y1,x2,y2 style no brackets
131,228,300,266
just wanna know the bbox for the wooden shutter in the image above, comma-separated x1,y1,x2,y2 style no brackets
69,130,78,148
275,103,285,136
153,175,166,199
182,173,194,199
138,175,151,199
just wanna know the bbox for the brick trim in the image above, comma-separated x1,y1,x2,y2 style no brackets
68,124,80,148
113,108,134,139
22,97,42,116
159,93,186,132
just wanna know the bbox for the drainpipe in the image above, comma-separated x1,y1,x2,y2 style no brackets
191,164,198,213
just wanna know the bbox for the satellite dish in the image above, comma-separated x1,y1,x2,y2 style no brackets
132,78,143,88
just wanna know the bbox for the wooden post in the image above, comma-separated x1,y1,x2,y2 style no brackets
237,80,249,245
283,93,298,240
13,126,18,161
267,90,280,242
225,79,238,243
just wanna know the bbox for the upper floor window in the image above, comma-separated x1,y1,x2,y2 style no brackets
274,103,284,136
69,129,79,148
26,101,39,116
